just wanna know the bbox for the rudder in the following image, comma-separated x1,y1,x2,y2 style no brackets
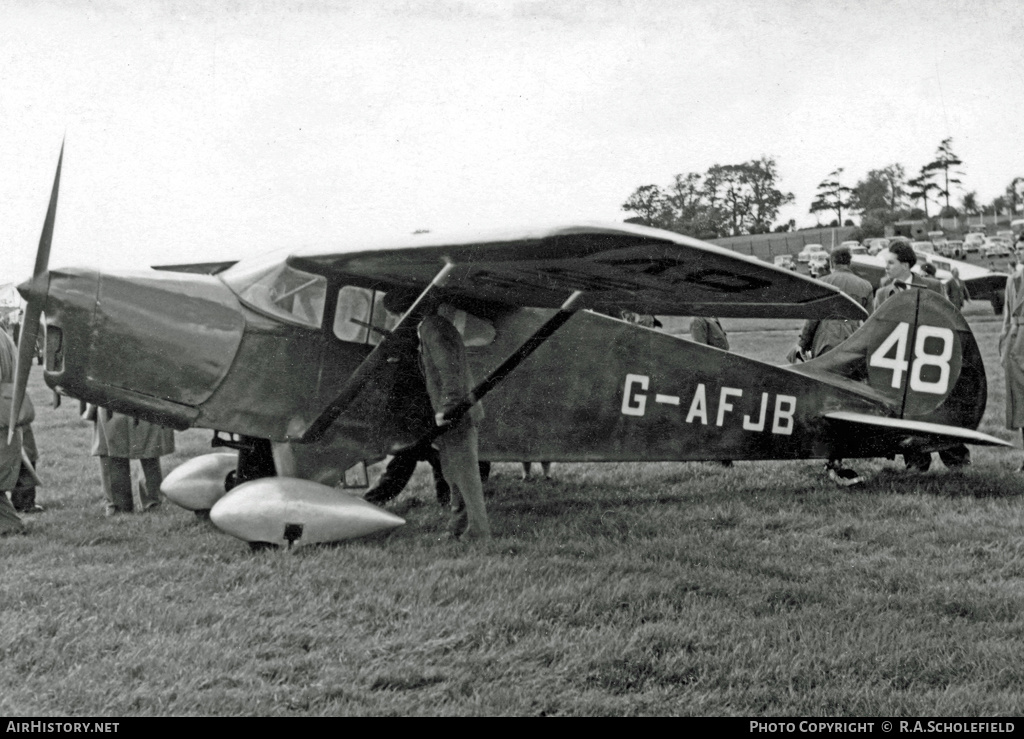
803,288,986,428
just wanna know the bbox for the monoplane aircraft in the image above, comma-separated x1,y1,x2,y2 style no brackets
10,148,1010,545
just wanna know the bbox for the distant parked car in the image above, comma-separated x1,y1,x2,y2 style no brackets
839,240,861,250
808,252,829,276
911,241,935,255
774,254,796,270
846,245,868,256
963,233,984,253
797,243,826,263
942,240,964,258
865,238,890,255
981,239,1011,258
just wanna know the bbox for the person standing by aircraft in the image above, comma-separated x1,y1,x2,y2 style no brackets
368,300,492,508
382,289,491,542
786,246,874,486
946,267,970,311
0,316,45,515
999,258,1024,470
10,309,21,346
87,406,175,515
10,426,41,513
364,448,450,508
787,246,873,362
521,462,552,480
364,310,451,509
0,330,40,534
873,242,943,308
689,316,729,350
875,242,970,471
923,264,943,292
690,316,731,467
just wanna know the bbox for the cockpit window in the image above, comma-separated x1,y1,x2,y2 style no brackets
331,289,495,348
221,256,326,328
334,287,394,345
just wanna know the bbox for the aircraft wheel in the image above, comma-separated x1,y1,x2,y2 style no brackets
991,293,1005,315
225,470,237,492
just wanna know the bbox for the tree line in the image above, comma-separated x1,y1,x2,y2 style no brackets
621,156,795,239
622,138,1024,240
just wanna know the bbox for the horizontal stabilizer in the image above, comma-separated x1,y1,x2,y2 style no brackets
824,411,1011,448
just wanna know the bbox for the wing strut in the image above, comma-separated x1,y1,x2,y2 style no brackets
398,290,584,453
297,264,455,442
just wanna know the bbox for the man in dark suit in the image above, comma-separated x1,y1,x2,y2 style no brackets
873,242,943,308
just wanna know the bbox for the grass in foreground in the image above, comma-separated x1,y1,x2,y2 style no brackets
1,301,1023,716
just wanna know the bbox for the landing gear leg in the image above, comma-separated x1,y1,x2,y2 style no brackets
212,433,277,491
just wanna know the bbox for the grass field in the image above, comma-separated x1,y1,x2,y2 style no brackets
2,301,1023,717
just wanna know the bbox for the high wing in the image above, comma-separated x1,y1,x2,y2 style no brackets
291,222,866,320
288,222,867,448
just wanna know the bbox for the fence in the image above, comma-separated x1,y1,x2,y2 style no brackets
710,226,859,261
936,214,1017,232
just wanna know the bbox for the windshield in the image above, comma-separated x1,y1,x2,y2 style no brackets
220,252,327,328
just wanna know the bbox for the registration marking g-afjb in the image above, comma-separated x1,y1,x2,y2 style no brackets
621,374,796,435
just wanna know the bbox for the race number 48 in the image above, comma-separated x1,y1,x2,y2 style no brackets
869,322,954,394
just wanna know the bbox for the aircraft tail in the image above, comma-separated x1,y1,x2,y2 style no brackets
797,288,987,430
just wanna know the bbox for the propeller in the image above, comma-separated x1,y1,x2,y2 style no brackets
9,141,63,443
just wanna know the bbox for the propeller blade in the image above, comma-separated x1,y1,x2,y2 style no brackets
32,141,63,281
9,142,62,443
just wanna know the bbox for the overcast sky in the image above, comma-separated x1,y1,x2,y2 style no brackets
2,0,1022,280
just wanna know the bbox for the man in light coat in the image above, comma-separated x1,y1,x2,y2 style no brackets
999,262,1024,469
89,406,175,515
